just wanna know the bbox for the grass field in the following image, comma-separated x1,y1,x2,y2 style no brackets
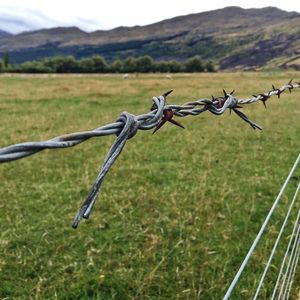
0,72,299,299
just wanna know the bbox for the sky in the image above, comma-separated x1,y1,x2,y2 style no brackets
0,0,300,34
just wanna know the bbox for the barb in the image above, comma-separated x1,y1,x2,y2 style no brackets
0,81,299,228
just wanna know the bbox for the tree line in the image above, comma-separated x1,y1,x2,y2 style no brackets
0,54,216,73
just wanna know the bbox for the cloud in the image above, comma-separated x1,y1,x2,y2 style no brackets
0,6,58,33
0,4,103,33
0,0,299,34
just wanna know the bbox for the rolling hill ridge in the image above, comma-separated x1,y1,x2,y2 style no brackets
0,6,300,70
0,29,11,38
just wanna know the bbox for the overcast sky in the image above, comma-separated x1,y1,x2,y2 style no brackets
0,0,299,34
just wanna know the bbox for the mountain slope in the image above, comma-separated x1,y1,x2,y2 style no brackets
0,29,11,38
0,6,299,70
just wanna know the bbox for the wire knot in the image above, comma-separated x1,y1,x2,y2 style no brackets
226,95,239,109
116,112,139,139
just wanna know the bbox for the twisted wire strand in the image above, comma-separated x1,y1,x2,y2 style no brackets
286,232,300,300
0,82,299,228
252,183,300,299
279,223,300,299
271,209,300,299
223,154,300,300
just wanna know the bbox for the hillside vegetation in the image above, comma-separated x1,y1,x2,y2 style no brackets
0,6,299,70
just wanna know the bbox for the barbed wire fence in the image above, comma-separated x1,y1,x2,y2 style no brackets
0,80,299,229
1,80,300,297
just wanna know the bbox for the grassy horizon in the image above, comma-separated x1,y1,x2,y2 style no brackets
0,72,299,299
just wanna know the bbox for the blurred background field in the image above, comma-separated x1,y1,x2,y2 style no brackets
0,72,299,299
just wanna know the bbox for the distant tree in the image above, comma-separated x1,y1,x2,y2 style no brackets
154,60,183,73
79,55,107,73
57,56,78,73
0,59,4,72
205,60,216,72
184,56,204,72
3,55,217,74
40,56,78,73
39,57,57,72
135,56,153,73
168,60,183,73
110,59,123,73
3,52,9,68
154,61,170,73
60,56,78,73
123,57,137,73
90,56,107,73
13,61,52,73
79,57,93,73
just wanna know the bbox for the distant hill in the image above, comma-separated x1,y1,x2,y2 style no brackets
0,29,11,38
1,6,300,70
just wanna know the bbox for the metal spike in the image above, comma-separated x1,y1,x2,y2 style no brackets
152,119,168,134
168,118,185,129
230,90,235,95
272,85,281,98
288,79,293,93
152,109,184,134
262,101,267,109
163,90,173,98
223,89,227,98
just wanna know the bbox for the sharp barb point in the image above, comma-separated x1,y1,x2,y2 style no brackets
169,118,185,129
152,119,167,134
263,101,267,109
163,90,173,98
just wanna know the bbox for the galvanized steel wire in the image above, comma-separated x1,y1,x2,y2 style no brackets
0,81,299,228
223,154,300,299
271,210,300,299
277,217,300,299
253,183,300,299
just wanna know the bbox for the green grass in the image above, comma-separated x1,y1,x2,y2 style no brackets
0,72,300,299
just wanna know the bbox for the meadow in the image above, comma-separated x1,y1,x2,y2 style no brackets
0,72,299,299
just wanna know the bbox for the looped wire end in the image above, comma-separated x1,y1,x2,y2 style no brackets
72,112,139,228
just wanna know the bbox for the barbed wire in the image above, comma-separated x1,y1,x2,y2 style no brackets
0,81,299,228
